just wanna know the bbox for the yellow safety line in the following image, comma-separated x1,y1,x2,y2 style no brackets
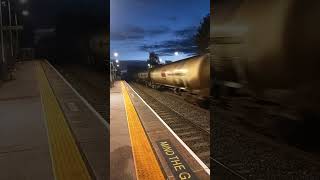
121,81,165,180
36,61,92,180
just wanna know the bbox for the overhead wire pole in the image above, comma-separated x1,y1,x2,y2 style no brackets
14,12,18,58
0,0,8,80
8,0,13,57
0,0,24,80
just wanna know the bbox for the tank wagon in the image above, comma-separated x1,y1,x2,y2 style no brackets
213,0,320,92
136,54,210,100
212,0,320,117
137,71,149,84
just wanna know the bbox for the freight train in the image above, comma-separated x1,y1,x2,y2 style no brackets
136,54,210,101
214,1,320,88
212,0,320,118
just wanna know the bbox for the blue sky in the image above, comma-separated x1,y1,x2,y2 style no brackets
110,0,210,61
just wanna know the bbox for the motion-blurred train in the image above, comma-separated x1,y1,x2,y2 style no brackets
136,54,210,101
212,1,320,115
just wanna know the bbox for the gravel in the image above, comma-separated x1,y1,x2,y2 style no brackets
130,83,211,167
131,83,210,131
54,65,108,121
134,83,320,178
212,104,320,179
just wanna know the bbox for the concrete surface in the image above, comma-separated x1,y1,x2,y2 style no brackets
41,61,108,180
110,81,136,180
0,61,54,180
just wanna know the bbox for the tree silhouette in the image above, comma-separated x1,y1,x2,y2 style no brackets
147,52,160,67
194,14,210,54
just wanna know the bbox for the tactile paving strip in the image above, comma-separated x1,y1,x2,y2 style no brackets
121,81,165,180
36,61,92,180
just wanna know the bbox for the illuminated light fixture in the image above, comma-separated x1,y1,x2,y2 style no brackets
115,59,119,63
117,64,119,67
22,10,29,16
148,64,151,67
19,0,28,4
113,52,119,57
174,52,179,56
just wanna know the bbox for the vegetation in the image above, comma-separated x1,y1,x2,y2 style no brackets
194,14,210,54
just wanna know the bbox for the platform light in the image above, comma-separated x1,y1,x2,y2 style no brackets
174,52,179,56
19,0,28,4
113,52,119,57
148,64,151,67
22,10,29,16
115,59,119,63
117,64,119,67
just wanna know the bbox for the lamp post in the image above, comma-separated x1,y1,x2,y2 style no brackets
6,0,15,58
113,52,120,68
7,0,13,57
1,0,14,57
0,0,25,80
112,52,121,78
14,12,18,57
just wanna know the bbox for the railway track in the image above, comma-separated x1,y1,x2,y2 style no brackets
130,83,211,167
212,103,320,179
54,64,108,121
131,83,257,179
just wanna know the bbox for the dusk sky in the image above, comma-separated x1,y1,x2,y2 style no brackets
110,0,210,61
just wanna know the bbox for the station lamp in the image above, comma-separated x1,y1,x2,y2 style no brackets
115,59,119,63
113,52,119,57
19,0,28,4
22,10,29,16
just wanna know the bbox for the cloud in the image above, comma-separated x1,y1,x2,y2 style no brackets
138,26,199,56
139,36,197,56
133,0,172,6
174,26,197,38
168,16,178,22
110,33,144,41
146,26,171,36
110,24,170,41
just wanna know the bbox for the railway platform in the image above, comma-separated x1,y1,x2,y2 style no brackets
110,81,210,180
0,60,108,180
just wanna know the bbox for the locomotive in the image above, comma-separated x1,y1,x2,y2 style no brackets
136,54,210,100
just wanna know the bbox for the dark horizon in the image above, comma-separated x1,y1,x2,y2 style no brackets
21,0,108,46
19,0,109,66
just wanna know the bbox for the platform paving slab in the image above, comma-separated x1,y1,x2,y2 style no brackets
110,81,136,180
0,61,54,180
